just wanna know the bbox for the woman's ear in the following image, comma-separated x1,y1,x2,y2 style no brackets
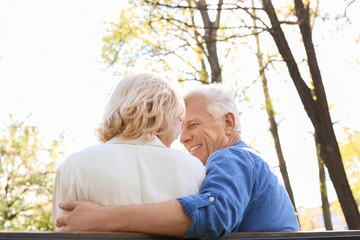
224,112,236,135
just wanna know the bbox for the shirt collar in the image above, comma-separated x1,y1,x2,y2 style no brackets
234,140,246,146
105,134,166,148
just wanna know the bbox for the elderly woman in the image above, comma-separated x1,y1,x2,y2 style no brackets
52,73,205,229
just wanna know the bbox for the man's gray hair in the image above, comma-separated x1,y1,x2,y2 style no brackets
183,85,241,133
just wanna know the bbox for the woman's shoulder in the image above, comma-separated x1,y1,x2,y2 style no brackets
163,147,199,159
172,150,204,172
60,144,106,167
152,147,204,167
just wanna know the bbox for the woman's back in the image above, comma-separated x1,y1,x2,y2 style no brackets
52,135,205,227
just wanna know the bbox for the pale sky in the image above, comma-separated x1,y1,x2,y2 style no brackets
1,0,360,210
0,0,124,151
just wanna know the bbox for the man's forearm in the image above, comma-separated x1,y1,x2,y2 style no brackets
57,200,191,237
109,200,191,237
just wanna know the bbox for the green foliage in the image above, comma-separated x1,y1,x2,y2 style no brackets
0,116,63,230
297,202,347,231
298,206,323,230
103,1,192,77
101,0,239,83
339,129,360,203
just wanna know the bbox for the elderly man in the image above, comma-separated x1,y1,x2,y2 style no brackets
56,86,299,239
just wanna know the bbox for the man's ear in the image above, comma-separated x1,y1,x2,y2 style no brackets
224,112,236,135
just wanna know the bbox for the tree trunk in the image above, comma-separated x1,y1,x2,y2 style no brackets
256,40,300,225
316,140,333,230
188,1,210,83
262,0,360,229
195,0,222,83
251,0,298,219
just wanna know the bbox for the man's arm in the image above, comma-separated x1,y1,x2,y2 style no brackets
57,148,252,239
56,200,190,237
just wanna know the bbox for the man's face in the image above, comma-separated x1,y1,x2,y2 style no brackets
180,96,229,165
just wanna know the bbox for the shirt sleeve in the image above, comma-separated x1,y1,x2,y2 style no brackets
52,162,77,231
177,148,255,239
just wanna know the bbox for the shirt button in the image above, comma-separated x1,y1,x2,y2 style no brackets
209,196,215,202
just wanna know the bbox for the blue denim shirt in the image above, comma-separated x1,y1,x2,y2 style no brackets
178,141,299,239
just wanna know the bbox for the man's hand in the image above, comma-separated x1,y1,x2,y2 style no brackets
55,200,190,237
56,201,110,232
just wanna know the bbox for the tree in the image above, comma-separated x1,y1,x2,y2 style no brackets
0,116,63,230
261,0,360,228
316,141,333,230
103,0,360,228
103,0,246,84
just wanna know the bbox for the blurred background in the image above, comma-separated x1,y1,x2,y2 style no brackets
1,0,359,231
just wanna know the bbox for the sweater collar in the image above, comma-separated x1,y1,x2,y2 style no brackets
106,134,166,148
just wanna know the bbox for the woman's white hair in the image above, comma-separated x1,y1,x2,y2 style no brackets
96,73,185,143
183,85,241,133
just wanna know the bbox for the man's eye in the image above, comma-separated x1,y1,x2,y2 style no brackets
190,123,199,128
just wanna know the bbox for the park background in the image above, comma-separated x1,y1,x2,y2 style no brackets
1,0,360,231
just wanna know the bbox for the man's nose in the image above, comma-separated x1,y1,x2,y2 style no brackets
180,128,191,145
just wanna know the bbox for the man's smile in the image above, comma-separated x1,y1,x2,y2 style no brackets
189,144,202,154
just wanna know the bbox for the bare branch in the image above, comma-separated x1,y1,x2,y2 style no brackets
143,0,263,11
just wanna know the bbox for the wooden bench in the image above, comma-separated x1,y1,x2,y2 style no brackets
1,231,360,240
